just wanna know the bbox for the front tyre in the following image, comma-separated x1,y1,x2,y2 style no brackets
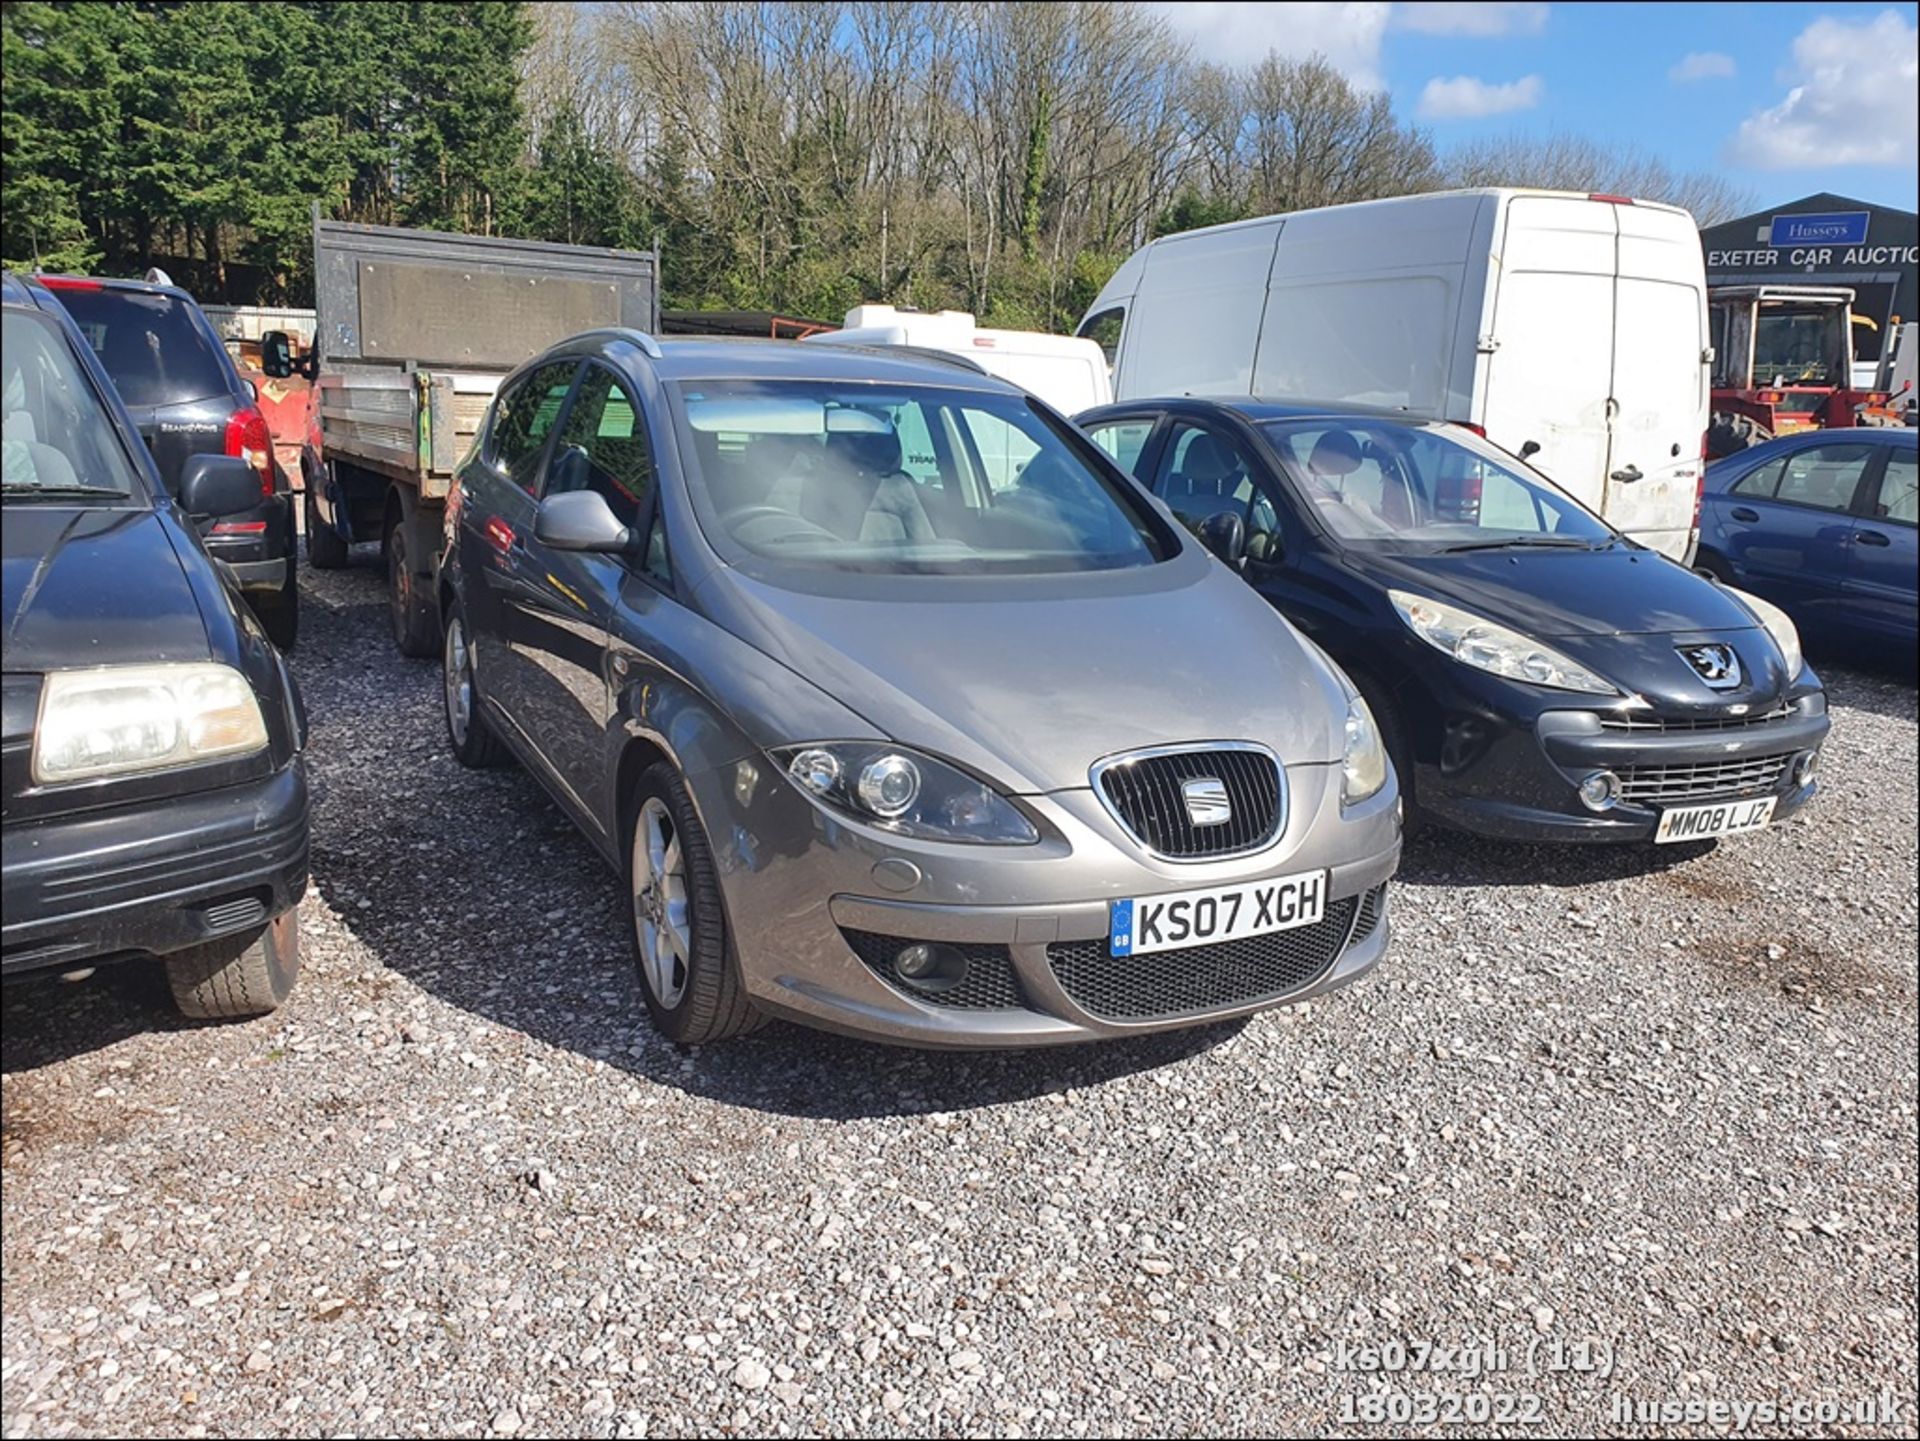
166,908,301,1019
1706,411,1771,460
629,762,763,1043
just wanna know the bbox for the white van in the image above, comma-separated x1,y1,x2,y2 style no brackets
809,306,1114,415
1078,189,1709,559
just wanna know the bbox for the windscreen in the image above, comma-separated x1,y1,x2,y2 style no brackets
51,287,231,407
678,380,1169,575
1752,307,1845,388
2,309,144,498
1263,419,1614,549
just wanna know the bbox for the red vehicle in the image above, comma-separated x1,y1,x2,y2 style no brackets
1707,285,1895,457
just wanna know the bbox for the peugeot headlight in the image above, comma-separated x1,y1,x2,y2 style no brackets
33,664,269,783
1722,586,1803,678
1389,590,1618,695
1341,696,1388,806
773,743,1038,845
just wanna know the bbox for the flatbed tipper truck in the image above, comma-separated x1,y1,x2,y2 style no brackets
262,211,659,655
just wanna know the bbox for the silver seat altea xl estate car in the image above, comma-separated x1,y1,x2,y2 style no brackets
438,332,1402,1046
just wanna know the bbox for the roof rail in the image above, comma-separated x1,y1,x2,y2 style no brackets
833,342,991,376
569,327,664,359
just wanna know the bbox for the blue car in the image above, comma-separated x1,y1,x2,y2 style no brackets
1696,429,1917,648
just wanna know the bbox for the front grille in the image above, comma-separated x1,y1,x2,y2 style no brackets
1618,752,1793,805
1094,745,1282,860
1047,896,1358,1022
840,929,1026,1010
1600,704,1795,733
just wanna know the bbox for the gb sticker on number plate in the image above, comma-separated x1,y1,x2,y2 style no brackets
1110,870,1327,957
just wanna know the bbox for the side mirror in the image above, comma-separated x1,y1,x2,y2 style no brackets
1518,439,1542,461
535,488,631,554
260,330,294,380
178,455,262,518
1195,509,1247,569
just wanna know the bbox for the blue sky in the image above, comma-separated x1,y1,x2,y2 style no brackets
1155,2,1920,213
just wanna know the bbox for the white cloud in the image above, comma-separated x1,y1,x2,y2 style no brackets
1152,3,1393,89
1726,11,1918,169
1393,2,1549,37
1669,51,1736,83
1417,73,1544,120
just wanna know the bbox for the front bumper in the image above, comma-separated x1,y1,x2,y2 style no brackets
1,759,309,977
1415,684,1830,843
687,753,1401,1048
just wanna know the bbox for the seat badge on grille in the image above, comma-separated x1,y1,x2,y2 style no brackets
1182,777,1232,827
1679,643,1742,690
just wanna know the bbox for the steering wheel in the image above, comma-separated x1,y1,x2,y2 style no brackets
722,505,840,547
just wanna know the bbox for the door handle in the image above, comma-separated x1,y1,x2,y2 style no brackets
1856,529,1892,547
1609,464,1644,483
1730,506,1760,523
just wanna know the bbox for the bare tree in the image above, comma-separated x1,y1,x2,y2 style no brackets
1444,134,1754,226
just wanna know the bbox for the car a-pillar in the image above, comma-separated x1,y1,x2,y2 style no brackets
385,484,441,657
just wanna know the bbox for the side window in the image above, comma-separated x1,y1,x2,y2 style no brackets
1077,307,1125,368
1085,420,1154,477
547,364,654,528
1151,423,1274,538
1875,451,1917,524
1478,472,1546,531
961,410,1041,491
1773,443,1873,513
1731,458,1784,498
886,401,944,487
490,361,578,492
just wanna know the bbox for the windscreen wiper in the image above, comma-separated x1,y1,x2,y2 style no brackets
1438,535,1598,554
0,484,119,498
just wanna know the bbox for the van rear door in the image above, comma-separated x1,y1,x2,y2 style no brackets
1479,196,1617,517
1607,203,1707,558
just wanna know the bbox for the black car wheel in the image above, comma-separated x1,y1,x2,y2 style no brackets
306,488,348,570
165,907,302,1019
1353,671,1424,841
259,563,299,650
443,603,508,768
629,762,764,1044
1693,549,1735,585
386,517,438,658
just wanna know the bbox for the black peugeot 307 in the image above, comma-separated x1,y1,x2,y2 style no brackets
1077,398,1831,845
1,272,310,1017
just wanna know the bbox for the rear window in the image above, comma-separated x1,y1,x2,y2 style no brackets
50,287,232,408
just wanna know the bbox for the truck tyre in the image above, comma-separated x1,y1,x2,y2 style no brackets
629,761,766,1044
1707,411,1771,460
166,908,301,1019
386,510,439,658
443,600,508,769
305,488,348,570
259,563,299,651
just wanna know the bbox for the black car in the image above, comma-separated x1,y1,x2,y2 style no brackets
1077,398,1832,845
40,273,300,648
1,272,310,1018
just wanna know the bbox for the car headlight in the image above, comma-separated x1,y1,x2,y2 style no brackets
1341,696,1388,806
772,742,1039,845
1388,590,1618,695
1721,586,1803,678
33,663,269,784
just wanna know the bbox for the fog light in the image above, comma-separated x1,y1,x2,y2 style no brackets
1791,750,1819,787
893,942,968,994
1578,770,1620,812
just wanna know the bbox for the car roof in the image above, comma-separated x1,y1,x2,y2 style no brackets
29,273,204,306
544,331,1028,394
1080,395,1435,425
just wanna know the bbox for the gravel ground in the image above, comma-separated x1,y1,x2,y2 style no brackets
4,556,1916,1439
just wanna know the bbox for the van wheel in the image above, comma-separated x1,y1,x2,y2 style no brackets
1707,412,1771,460
306,490,348,570
386,516,438,658
443,603,507,768
1353,673,1424,842
166,908,301,1019
629,762,764,1044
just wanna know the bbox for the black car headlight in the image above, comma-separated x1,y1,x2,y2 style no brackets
1389,589,1619,695
33,663,268,783
773,742,1039,845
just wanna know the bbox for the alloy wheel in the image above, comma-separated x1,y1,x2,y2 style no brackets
632,797,692,1009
